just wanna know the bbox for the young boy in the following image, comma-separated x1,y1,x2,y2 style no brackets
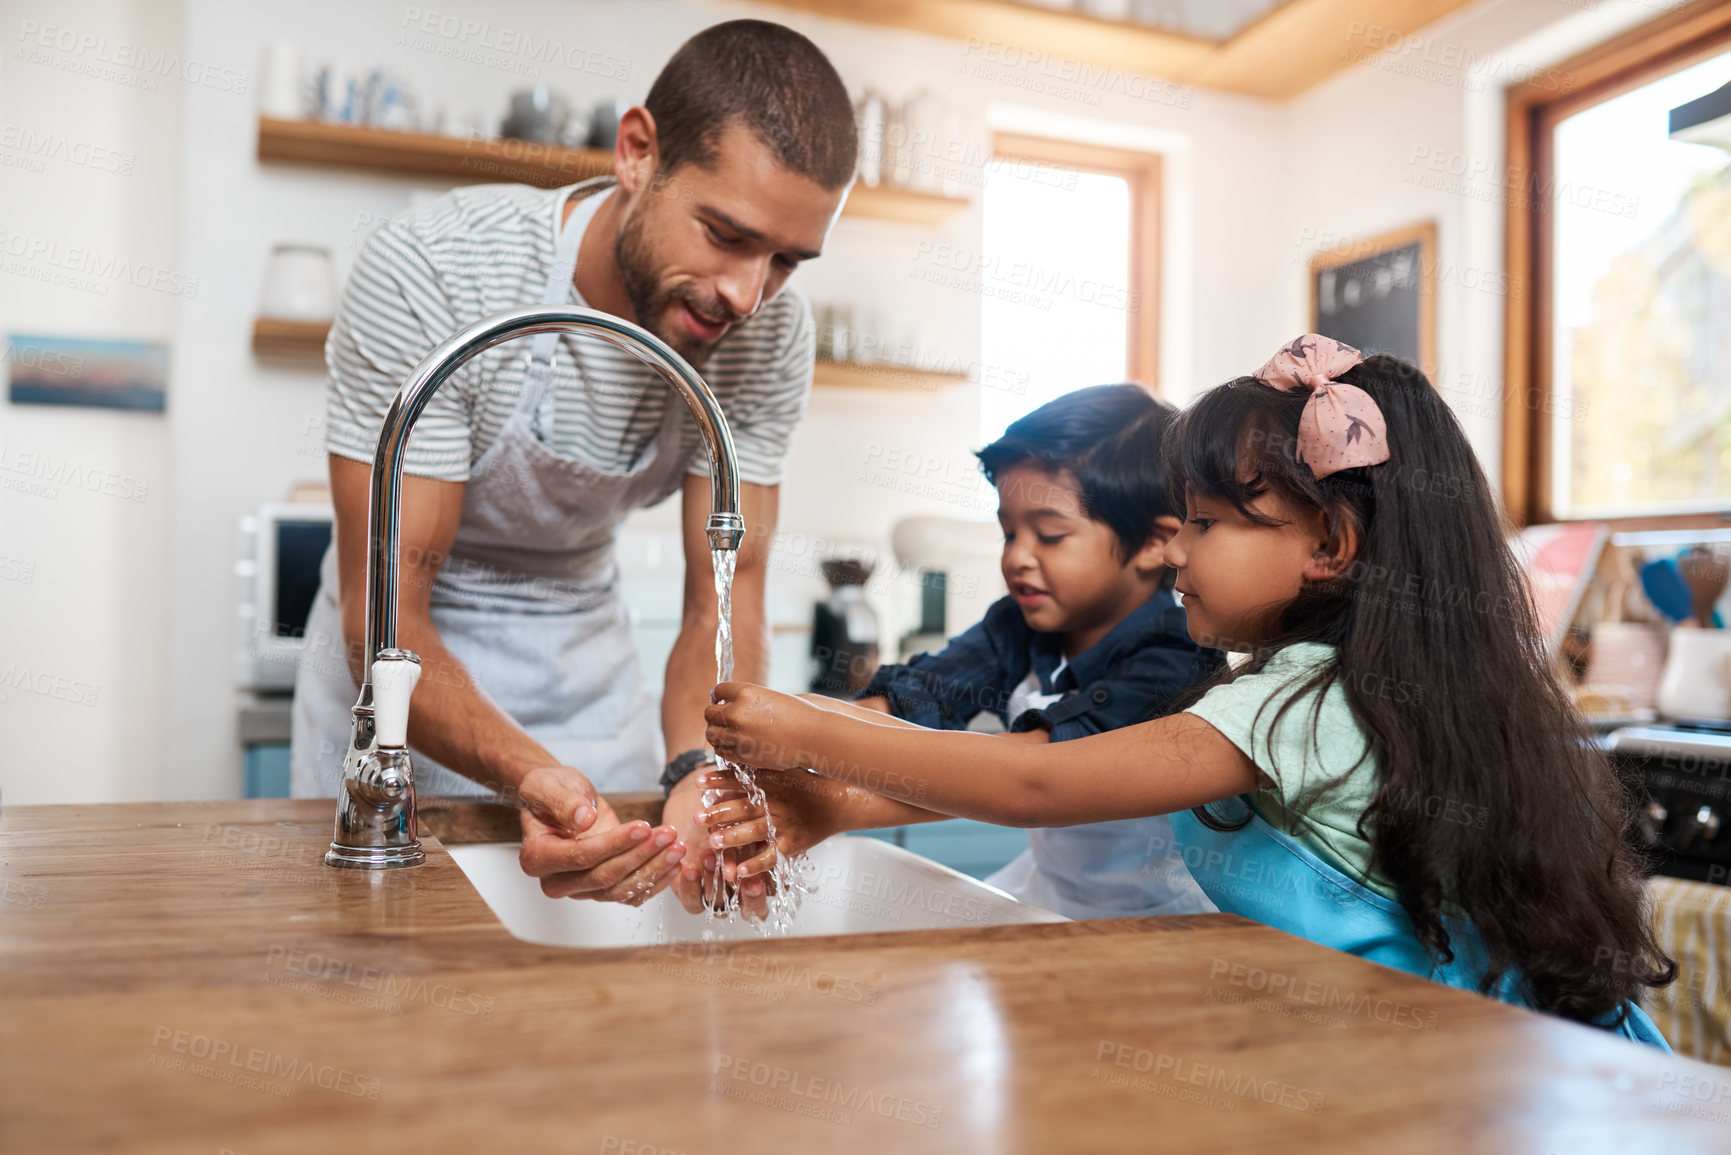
689,384,1219,920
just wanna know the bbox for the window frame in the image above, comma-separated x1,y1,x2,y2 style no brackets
990,132,1163,393
1503,3,1731,531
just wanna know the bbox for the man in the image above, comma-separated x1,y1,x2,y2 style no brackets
289,19,856,910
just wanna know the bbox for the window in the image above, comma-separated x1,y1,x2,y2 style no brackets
1553,54,1730,517
979,134,1161,442
1506,6,1731,528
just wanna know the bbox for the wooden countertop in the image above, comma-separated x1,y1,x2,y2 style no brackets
2,800,1726,1153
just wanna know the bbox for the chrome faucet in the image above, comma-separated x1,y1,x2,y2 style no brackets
326,304,746,870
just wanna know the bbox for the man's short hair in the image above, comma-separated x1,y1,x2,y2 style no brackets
977,385,1181,564
645,19,858,190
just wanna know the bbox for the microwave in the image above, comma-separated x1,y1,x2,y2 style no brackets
235,503,334,692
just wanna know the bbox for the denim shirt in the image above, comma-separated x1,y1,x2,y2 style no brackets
860,588,1218,739
859,588,1222,920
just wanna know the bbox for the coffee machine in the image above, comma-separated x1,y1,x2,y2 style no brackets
809,558,880,697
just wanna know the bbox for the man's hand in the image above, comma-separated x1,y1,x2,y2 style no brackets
662,770,732,914
514,766,686,905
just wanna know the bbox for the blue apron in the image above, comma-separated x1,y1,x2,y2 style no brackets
1169,797,1670,1051
988,818,1214,920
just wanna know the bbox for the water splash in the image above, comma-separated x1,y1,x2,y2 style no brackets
701,547,813,935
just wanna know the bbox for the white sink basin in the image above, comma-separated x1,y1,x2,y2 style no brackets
447,835,1067,948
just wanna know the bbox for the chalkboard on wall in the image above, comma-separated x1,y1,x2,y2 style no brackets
1308,221,1437,375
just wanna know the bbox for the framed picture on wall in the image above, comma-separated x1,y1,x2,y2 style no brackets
6,334,168,412
1308,221,1437,375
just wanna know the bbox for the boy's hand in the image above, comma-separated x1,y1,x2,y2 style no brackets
672,768,772,918
666,765,774,917
704,682,820,771
695,766,847,884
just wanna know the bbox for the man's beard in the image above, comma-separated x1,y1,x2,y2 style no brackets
615,211,735,369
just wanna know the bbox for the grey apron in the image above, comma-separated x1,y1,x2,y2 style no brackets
291,182,683,798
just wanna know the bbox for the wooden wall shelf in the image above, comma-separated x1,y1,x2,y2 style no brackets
843,183,970,226
813,358,967,391
251,317,331,360
256,118,970,225
250,319,967,392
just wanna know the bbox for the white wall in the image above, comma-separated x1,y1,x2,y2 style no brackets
3,0,1666,803
0,0,184,803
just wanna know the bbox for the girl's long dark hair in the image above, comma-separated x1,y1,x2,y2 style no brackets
1169,355,1673,1026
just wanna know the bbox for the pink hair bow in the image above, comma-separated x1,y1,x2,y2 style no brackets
1252,334,1389,480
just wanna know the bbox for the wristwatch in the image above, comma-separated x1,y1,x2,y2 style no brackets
660,747,719,798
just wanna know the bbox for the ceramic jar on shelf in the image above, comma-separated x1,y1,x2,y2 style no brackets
259,244,337,323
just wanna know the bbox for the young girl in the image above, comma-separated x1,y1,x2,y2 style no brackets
702,335,1675,1047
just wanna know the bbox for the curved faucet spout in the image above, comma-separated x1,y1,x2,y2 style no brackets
327,304,745,871
364,304,744,673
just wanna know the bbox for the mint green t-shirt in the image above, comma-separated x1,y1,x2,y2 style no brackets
1183,642,1396,899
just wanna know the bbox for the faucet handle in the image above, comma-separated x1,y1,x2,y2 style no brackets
372,649,422,749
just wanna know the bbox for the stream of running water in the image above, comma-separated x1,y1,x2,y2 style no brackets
702,547,812,935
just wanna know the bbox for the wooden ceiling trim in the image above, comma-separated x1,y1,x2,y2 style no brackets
755,0,1485,100
1199,0,1491,99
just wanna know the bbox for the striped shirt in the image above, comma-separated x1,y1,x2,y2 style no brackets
322,179,814,490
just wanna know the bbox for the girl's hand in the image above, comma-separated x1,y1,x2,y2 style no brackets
703,682,822,771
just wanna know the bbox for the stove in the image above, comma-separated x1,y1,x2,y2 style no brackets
1607,721,1731,884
